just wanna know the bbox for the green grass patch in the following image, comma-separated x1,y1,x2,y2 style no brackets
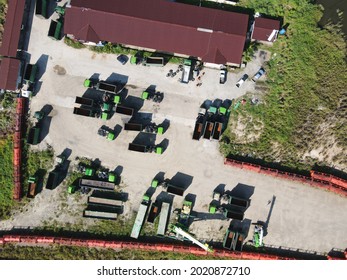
0,136,14,218
221,0,347,169
64,37,86,49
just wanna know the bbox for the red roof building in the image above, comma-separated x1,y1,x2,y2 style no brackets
0,58,21,91
64,0,249,66
251,17,280,43
0,0,26,57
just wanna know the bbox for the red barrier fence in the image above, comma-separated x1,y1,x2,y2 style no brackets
0,234,293,260
13,97,26,200
0,234,345,260
224,158,347,197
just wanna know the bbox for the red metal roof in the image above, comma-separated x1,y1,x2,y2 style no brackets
0,57,21,91
252,17,280,42
65,0,249,65
0,0,26,57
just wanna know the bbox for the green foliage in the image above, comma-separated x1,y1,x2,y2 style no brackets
64,37,86,49
0,137,14,218
89,42,137,55
221,0,347,169
0,244,232,260
26,148,54,177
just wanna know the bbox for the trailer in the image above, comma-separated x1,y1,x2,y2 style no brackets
35,0,48,19
128,143,163,154
228,195,250,209
88,196,123,207
83,209,118,220
46,171,60,190
115,105,134,116
143,57,164,66
192,120,205,140
95,81,125,94
131,196,151,239
79,179,115,191
157,202,170,235
212,122,223,140
27,126,40,145
73,107,94,117
27,176,38,198
75,96,94,107
48,20,62,40
223,229,238,250
124,123,143,131
235,232,245,251
223,206,244,220
203,121,214,139
166,183,185,196
147,202,159,223
24,64,39,84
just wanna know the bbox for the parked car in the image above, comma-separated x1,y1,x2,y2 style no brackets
252,67,266,82
219,69,226,84
236,74,248,87
117,54,128,65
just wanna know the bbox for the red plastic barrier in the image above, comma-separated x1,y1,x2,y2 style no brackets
20,236,38,243
331,177,347,190
224,158,347,197
242,163,261,173
104,241,122,249
3,235,20,242
0,238,3,245
37,237,54,244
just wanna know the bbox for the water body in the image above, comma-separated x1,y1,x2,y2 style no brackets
315,0,347,36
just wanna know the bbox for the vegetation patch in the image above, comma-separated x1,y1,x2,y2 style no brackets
0,137,14,218
221,0,347,171
0,243,231,260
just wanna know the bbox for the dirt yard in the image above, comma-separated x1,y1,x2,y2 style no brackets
1,1,347,254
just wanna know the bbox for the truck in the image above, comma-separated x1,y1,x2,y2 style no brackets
178,199,193,228
46,171,60,190
212,121,223,140
27,125,41,145
84,79,125,94
128,143,163,154
35,0,48,19
203,121,214,139
79,178,115,191
131,195,151,239
141,91,164,103
143,57,164,66
157,202,170,235
24,64,39,84
98,126,115,141
48,19,63,40
115,105,134,116
27,176,38,198
147,202,159,223
73,107,94,117
75,96,94,107
124,122,164,134
181,59,192,83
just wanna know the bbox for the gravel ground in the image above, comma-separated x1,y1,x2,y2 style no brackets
1,2,346,254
